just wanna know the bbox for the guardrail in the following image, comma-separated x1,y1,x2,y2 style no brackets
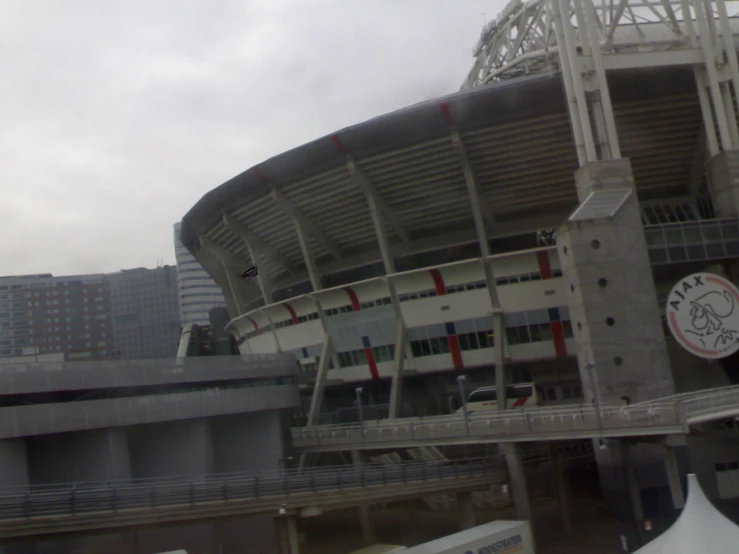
293,403,687,450
0,458,500,538
294,386,739,451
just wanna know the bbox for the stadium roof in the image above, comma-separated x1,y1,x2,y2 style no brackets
181,65,700,294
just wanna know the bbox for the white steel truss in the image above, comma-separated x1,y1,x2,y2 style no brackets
464,0,739,88
464,0,739,164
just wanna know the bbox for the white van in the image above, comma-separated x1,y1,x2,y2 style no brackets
456,383,540,414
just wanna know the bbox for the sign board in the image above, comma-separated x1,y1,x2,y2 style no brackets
666,272,739,359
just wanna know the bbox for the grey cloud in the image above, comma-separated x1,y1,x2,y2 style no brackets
0,0,500,276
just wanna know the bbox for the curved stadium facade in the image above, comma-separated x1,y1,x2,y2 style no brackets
181,0,739,542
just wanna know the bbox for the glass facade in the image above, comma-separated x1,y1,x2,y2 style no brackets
173,222,227,327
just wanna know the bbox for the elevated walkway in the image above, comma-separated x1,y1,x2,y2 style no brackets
0,458,501,540
292,386,739,452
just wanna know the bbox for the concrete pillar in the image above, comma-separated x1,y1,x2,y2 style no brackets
557,159,674,405
26,429,130,484
548,444,572,532
707,150,739,217
663,446,685,510
351,450,377,544
458,491,477,530
0,439,28,491
275,515,300,554
624,444,645,524
502,443,532,521
127,419,216,553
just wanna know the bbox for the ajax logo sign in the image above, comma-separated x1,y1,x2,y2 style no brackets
666,272,739,359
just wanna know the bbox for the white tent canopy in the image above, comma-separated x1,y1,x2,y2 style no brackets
634,474,739,553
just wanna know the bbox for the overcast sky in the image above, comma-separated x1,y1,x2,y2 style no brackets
0,0,505,276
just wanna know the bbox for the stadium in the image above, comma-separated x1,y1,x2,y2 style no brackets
179,0,739,548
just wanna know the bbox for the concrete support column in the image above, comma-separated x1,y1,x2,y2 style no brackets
351,450,377,544
26,429,131,484
624,444,645,525
502,443,531,521
275,515,300,554
548,444,572,532
0,439,28,491
458,491,477,530
706,150,739,217
557,159,674,405
663,445,685,510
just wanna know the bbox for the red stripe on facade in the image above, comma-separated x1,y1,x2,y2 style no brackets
447,335,464,369
439,102,453,125
429,269,447,296
513,397,527,408
536,251,553,280
364,348,380,380
246,317,259,333
331,135,348,154
285,304,299,325
253,166,268,182
344,287,361,311
550,321,568,357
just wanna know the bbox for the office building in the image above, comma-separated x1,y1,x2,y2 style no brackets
0,274,113,359
174,222,227,328
107,266,181,359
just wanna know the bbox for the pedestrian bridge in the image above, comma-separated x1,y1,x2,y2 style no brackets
292,386,739,453
0,458,501,540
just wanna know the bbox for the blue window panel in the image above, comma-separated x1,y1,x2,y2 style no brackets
407,327,428,341
454,319,476,334
526,309,550,325
548,307,561,322
301,347,309,358
560,306,570,320
361,335,371,349
445,322,456,335
426,323,447,339
504,312,527,327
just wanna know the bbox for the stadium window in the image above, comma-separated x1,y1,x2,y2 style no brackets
478,331,492,348
562,320,573,338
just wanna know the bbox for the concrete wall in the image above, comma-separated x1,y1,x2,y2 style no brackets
26,429,130,484
0,384,300,439
12,408,292,554
0,439,28,490
0,354,297,395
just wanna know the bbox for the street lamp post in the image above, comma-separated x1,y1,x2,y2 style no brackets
457,375,471,436
355,387,365,443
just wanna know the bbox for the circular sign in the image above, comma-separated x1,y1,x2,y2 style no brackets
666,272,739,359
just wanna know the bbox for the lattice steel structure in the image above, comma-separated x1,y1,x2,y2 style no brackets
464,0,739,166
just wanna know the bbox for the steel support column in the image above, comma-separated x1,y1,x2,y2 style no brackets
457,491,477,530
351,450,377,544
293,219,322,292
305,332,335,428
663,445,685,510
386,277,413,419
388,320,407,419
502,443,531,522
449,130,506,409
219,259,247,316
549,444,573,532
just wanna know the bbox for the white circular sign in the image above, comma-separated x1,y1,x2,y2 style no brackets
666,272,739,359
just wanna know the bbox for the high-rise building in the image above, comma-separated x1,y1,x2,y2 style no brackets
107,266,182,359
173,221,226,327
0,273,114,359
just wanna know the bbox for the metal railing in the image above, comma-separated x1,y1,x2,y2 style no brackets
292,402,686,449
293,386,739,450
0,458,499,524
